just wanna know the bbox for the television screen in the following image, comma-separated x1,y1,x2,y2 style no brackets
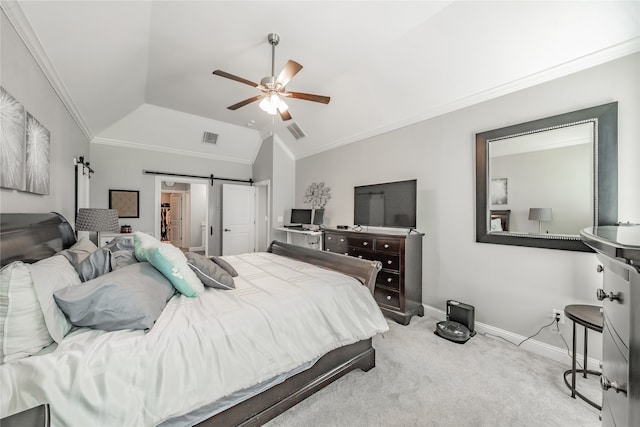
290,208,312,225
312,209,324,225
354,179,417,228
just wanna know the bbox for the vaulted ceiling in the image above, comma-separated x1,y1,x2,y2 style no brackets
5,1,639,163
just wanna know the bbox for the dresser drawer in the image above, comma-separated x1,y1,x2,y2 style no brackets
348,248,400,271
376,271,400,291
374,287,400,310
347,236,374,249
323,233,348,254
602,323,629,427
375,238,401,253
601,258,630,343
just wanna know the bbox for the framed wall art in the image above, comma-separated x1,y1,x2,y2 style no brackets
109,189,139,218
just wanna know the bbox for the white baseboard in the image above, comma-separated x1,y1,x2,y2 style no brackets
189,246,204,252
423,304,600,372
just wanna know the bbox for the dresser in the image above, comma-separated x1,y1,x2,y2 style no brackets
323,229,424,325
580,226,640,427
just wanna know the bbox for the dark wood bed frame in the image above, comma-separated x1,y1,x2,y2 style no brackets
0,212,383,427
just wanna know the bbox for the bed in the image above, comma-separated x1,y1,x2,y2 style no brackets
0,212,388,426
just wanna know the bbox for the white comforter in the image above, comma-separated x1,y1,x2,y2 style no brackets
0,252,388,426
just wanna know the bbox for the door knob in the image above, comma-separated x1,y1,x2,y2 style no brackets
224,228,231,232
596,288,622,302
601,376,627,394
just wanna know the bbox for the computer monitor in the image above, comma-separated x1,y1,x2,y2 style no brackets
290,208,312,225
312,209,324,225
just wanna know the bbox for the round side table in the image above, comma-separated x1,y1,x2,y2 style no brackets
562,304,603,410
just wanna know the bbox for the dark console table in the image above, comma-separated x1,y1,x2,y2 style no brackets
580,225,640,427
323,228,424,325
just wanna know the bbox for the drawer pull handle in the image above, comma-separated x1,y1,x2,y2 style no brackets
596,264,604,273
387,260,392,265
358,255,363,259
601,376,627,394
386,295,391,301
596,288,622,302
362,242,368,246
340,238,345,242
327,236,332,240
384,244,389,248
387,278,392,283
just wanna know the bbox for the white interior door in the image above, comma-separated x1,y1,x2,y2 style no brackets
222,184,255,255
170,193,183,248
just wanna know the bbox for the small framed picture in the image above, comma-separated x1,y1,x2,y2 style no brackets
109,189,139,218
490,178,508,205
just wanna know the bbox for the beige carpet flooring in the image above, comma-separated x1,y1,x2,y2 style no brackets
265,315,601,427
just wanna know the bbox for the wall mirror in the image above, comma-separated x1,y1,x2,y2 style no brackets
475,102,618,251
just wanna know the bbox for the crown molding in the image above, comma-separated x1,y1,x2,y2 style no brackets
91,137,253,165
1,1,93,140
298,38,640,160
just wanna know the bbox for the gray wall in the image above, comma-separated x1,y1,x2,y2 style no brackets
1,10,89,222
491,143,592,234
89,143,252,235
295,53,640,356
253,135,295,243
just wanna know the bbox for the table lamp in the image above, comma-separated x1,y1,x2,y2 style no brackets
75,208,120,243
528,208,553,234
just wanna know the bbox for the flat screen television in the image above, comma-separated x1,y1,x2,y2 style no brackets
354,179,417,228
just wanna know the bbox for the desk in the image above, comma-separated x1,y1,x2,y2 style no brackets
275,227,323,250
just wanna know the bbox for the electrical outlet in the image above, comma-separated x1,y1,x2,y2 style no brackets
552,309,565,325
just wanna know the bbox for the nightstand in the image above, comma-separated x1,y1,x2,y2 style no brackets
99,232,135,247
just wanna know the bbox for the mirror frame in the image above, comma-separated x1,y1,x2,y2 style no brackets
475,102,618,252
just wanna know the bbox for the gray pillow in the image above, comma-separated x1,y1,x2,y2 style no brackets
110,249,138,270
53,262,175,331
58,238,98,268
185,252,235,290
209,256,238,277
103,236,135,252
76,247,113,282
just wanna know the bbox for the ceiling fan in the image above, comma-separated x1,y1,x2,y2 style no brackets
212,33,330,121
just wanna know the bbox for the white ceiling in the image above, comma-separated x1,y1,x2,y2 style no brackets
5,1,639,163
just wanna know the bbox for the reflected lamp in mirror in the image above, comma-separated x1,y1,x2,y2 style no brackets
76,208,120,242
528,208,553,234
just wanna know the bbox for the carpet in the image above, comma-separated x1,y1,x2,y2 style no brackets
265,316,601,427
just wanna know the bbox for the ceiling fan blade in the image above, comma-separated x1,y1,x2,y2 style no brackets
212,70,260,88
228,95,263,111
276,60,303,87
278,108,292,121
286,91,331,104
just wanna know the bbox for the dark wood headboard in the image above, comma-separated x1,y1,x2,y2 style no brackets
0,213,76,267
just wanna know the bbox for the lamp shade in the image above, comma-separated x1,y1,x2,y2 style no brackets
528,208,553,221
76,208,119,232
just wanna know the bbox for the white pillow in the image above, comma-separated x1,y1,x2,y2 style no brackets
28,255,82,343
134,231,160,262
134,232,204,297
0,262,53,364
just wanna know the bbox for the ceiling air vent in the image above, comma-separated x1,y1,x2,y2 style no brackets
202,131,219,144
286,122,306,140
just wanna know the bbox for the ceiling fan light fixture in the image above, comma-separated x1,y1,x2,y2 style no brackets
259,92,288,115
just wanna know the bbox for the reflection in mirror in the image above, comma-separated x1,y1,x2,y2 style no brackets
475,102,618,252
489,122,594,235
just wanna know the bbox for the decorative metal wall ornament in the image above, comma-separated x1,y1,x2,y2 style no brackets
0,86,50,194
304,182,331,209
